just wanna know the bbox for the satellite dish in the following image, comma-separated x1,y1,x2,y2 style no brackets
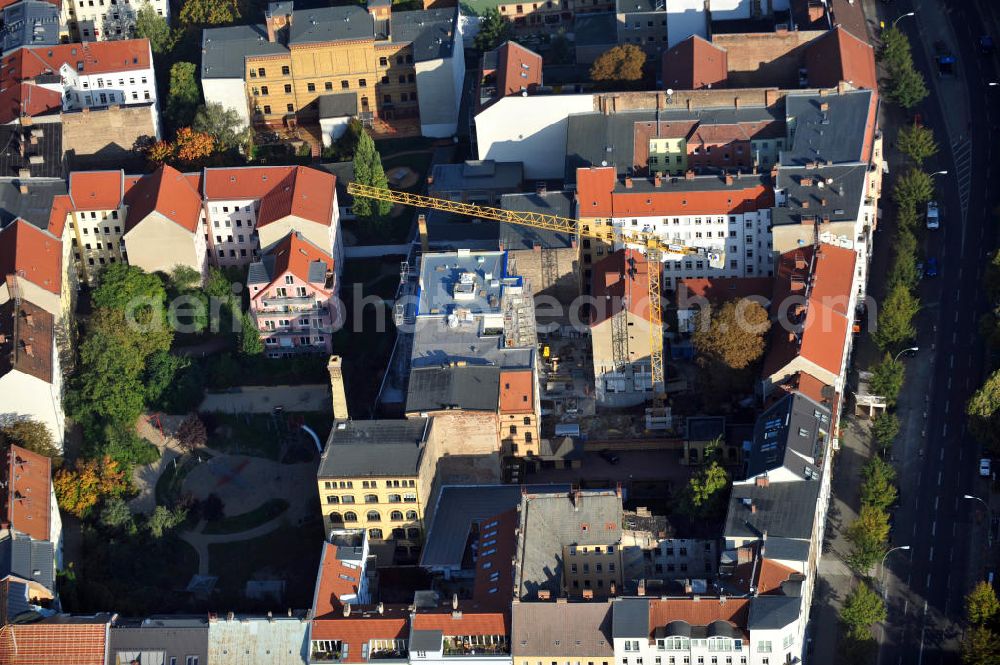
666,88,674,96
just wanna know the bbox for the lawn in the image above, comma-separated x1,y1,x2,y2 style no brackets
202,412,326,463
155,451,213,507
202,498,290,535
207,516,325,609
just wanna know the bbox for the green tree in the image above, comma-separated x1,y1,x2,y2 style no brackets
693,299,771,370
678,461,730,520
872,411,900,451
896,201,921,232
0,418,61,463
896,124,938,165
238,311,264,356
869,353,905,406
352,130,392,222
888,228,920,291
880,27,910,68
86,424,160,469
890,65,929,110
473,8,511,52
179,0,239,25
99,496,134,531
845,505,889,572
590,44,646,84
872,283,919,351
893,168,934,209
93,263,168,320
860,456,897,511
963,626,1000,665
146,505,188,538
967,369,1000,453
547,34,573,65
193,103,249,153
840,582,887,641
967,581,1000,626
134,4,174,54
166,62,201,128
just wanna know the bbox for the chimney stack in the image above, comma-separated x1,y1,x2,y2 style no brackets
343,604,351,617
624,177,633,189
328,355,349,420
755,476,770,488
417,214,429,254
452,593,459,610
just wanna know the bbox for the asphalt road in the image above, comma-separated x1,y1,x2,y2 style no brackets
878,0,1000,663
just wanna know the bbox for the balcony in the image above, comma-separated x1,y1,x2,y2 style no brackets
370,647,409,661
311,650,343,663
259,295,325,313
442,638,509,657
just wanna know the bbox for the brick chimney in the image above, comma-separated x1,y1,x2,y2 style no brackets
537,590,551,600
755,475,770,488
367,0,391,22
265,1,293,44
327,355,349,420
624,177,633,189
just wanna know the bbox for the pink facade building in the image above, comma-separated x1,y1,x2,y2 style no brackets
248,232,339,357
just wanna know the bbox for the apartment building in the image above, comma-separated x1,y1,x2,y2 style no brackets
460,0,613,34
589,249,654,407
108,617,209,665
64,0,170,42
317,419,430,555
478,41,542,111
0,613,114,665
64,170,127,283
201,0,465,137
512,601,614,665
498,368,540,457
248,232,338,356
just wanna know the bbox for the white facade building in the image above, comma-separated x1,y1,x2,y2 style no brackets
64,0,170,42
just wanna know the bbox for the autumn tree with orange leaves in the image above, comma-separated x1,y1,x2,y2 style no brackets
174,128,214,163
54,456,129,518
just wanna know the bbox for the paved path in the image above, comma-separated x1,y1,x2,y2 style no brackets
200,385,332,414
129,414,188,516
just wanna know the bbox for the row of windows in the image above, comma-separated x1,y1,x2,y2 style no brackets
213,218,253,229
73,210,119,221
323,480,415,489
326,507,419,520
249,54,415,79
324,493,417,504
622,656,748,665
263,335,325,346
569,562,615,573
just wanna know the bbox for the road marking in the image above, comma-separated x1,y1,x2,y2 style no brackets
938,470,943,485
926,573,932,589
953,332,959,343
950,355,955,368
935,496,940,510
929,546,935,561
943,423,949,437
932,521,937,536
945,401,950,414
913,523,918,536
955,311,961,323
948,377,953,389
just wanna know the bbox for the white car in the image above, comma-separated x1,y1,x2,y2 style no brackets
927,200,940,229
981,458,992,477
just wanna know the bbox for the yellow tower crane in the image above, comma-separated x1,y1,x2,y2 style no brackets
347,181,726,393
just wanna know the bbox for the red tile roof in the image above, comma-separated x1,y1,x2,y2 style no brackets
764,243,857,379
0,83,61,125
805,27,877,91
755,558,799,595
2,444,51,542
728,543,798,595
677,277,773,304
46,195,71,238
203,165,298,200
590,249,652,326
260,232,334,291
257,167,337,229
472,509,517,607
0,219,61,295
15,40,152,78
68,170,124,211
647,597,750,639
411,610,509,636
499,370,533,414
495,41,543,97
661,35,728,90
0,617,110,665
313,543,364,618
123,164,203,233
310,612,410,663
576,167,774,218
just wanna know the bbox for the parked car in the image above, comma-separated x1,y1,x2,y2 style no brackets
598,449,621,465
924,257,939,278
981,458,992,477
926,200,940,229
935,41,956,76
981,35,996,56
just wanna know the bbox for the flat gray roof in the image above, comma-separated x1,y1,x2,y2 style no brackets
390,7,458,62
405,364,500,413
772,163,866,227
420,484,569,568
319,92,359,119
612,598,650,639
317,419,429,478
429,160,523,194
289,5,374,44
2,1,60,54
724,479,820,542
499,192,576,251
201,24,288,79
410,317,534,369
782,90,873,166
417,250,508,316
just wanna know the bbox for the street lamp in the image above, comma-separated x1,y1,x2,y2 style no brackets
964,495,992,545
990,82,1000,87
894,347,919,362
930,170,948,177
893,11,916,27
881,545,911,598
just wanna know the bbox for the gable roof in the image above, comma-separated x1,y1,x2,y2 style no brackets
746,392,830,481
0,299,54,384
2,444,51,542
472,508,517,606
14,39,151,77
647,597,751,640
0,614,112,665
123,164,202,233
0,218,61,295
512,601,613,656
590,249,651,326
498,369,533,414
318,419,429,479
661,35,728,91
0,531,54,591
68,170,123,211
309,610,410,663
492,41,542,98
251,232,334,295
313,542,364,618
0,82,61,125
410,610,508,636
257,166,336,229
405,365,501,414
677,277,773,305
805,26,877,91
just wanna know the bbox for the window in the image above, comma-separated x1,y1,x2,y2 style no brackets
341,495,355,503
263,105,271,114
359,79,367,87
383,94,391,104
364,494,378,503
391,510,403,521
341,80,350,89
369,528,383,539
781,634,794,649
307,83,315,92
388,494,401,503
257,68,266,77
366,510,381,521
325,82,333,90
287,104,294,112
284,84,292,93
756,641,771,654
407,527,420,539
281,65,290,75
326,495,339,504
379,56,388,66
405,510,418,520
260,86,269,96
344,511,358,522
186,657,199,665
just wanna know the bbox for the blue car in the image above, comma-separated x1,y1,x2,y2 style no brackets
925,257,939,278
